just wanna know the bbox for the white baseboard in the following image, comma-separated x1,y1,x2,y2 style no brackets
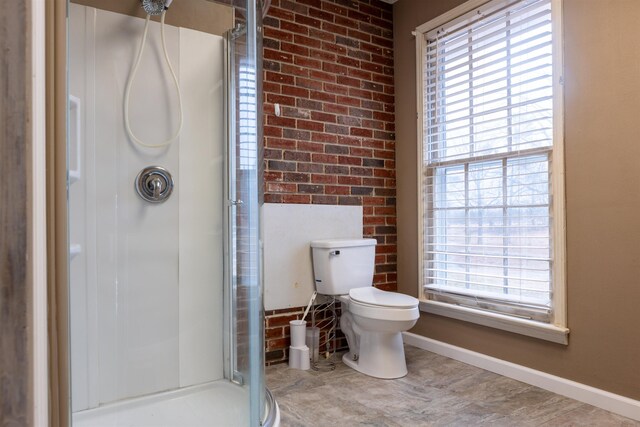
403,332,640,422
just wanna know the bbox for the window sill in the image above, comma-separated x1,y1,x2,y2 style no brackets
420,300,569,345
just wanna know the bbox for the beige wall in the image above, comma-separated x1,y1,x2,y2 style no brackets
71,0,233,36
394,0,640,400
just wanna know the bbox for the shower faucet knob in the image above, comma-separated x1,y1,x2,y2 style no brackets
135,166,174,203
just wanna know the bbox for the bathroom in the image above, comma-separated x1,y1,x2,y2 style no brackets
1,0,640,425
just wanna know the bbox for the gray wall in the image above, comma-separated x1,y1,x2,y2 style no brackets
394,0,640,400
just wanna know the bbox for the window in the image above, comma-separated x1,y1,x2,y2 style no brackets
239,62,257,170
416,0,567,342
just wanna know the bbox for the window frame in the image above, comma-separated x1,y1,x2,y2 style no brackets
415,0,568,344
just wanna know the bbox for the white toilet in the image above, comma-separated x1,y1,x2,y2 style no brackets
310,238,419,379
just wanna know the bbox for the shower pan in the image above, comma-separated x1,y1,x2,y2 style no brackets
66,0,275,425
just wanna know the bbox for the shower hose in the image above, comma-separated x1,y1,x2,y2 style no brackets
124,12,183,148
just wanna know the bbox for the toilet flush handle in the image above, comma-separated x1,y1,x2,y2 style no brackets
329,250,340,256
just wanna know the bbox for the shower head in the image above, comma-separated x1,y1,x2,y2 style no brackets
141,0,174,16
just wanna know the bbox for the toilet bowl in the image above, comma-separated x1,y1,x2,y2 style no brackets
310,239,419,379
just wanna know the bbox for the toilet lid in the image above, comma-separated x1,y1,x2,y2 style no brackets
349,287,418,309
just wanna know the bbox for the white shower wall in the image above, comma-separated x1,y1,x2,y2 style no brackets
69,4,225,412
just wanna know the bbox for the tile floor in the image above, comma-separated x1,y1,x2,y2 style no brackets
266,345,639,426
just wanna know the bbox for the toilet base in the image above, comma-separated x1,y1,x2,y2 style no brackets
341,331,409,379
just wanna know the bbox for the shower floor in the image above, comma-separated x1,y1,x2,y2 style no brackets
72,380,249,427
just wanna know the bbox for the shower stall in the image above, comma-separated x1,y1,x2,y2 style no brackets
66,0,275,425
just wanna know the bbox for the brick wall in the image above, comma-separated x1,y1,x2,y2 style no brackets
262,0,396,365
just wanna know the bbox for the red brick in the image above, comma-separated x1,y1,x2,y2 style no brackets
264,48,293,63
334,15,357,28
322,21,348,36
338,156,361,166
322,62,349,76
266,93,296,106
297,120,324,132
312,174,337,184
372,35,393,49
326,185,351,195
263,82,281,94
295,13,321,28
348,29,371,43
296,77,323,90
324,103,349,115
336,95,360,107
338,176,362,185
351,147,373,157
267,71,295,85
282,85,309,98
309,48,336,62
267,182,296,193
281,21,309,35
309,28,335,42
297,141,325,152
309,70,336,83
297,0,322,9
282,194,312,203
264,148,282,160
362,100,384,111
362,177,385,187
360,3,383,17
266,327,284,339
349,66,373,80
294,56,322,70
281,41,309,56
264,27,294,42
348,87,372,99
267,338,288,351
309,7,334,23
365,216,386,225
323,83,349,95
268,7,295,21
321,41,347,56
361,61,383,73
268,314,299,327
350,166,373,176
295,34,322,49
310,90,336,103
372,73,394,85
337,55,361,68
267,115,296,127
312,195,338,204
264,126,283,137
336,135,363,146
361,119,384,130
284,150,311,161
311,132,338,143
336,75,360,88
312,153,339,164
310,111,337,123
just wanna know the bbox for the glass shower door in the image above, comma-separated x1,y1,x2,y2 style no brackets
225,0,267,422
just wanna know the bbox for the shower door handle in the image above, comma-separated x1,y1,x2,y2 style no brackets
229,200,244,206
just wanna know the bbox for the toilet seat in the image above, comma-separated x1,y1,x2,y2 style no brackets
345,287,419,322
349,287,418,309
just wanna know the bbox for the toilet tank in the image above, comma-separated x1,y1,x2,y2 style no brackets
310,239,377,295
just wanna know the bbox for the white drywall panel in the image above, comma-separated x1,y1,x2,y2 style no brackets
262,203,363,310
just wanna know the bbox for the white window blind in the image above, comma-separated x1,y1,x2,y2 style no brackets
422,0,556,322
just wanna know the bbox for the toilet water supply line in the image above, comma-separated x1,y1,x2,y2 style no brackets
124,0,183,148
